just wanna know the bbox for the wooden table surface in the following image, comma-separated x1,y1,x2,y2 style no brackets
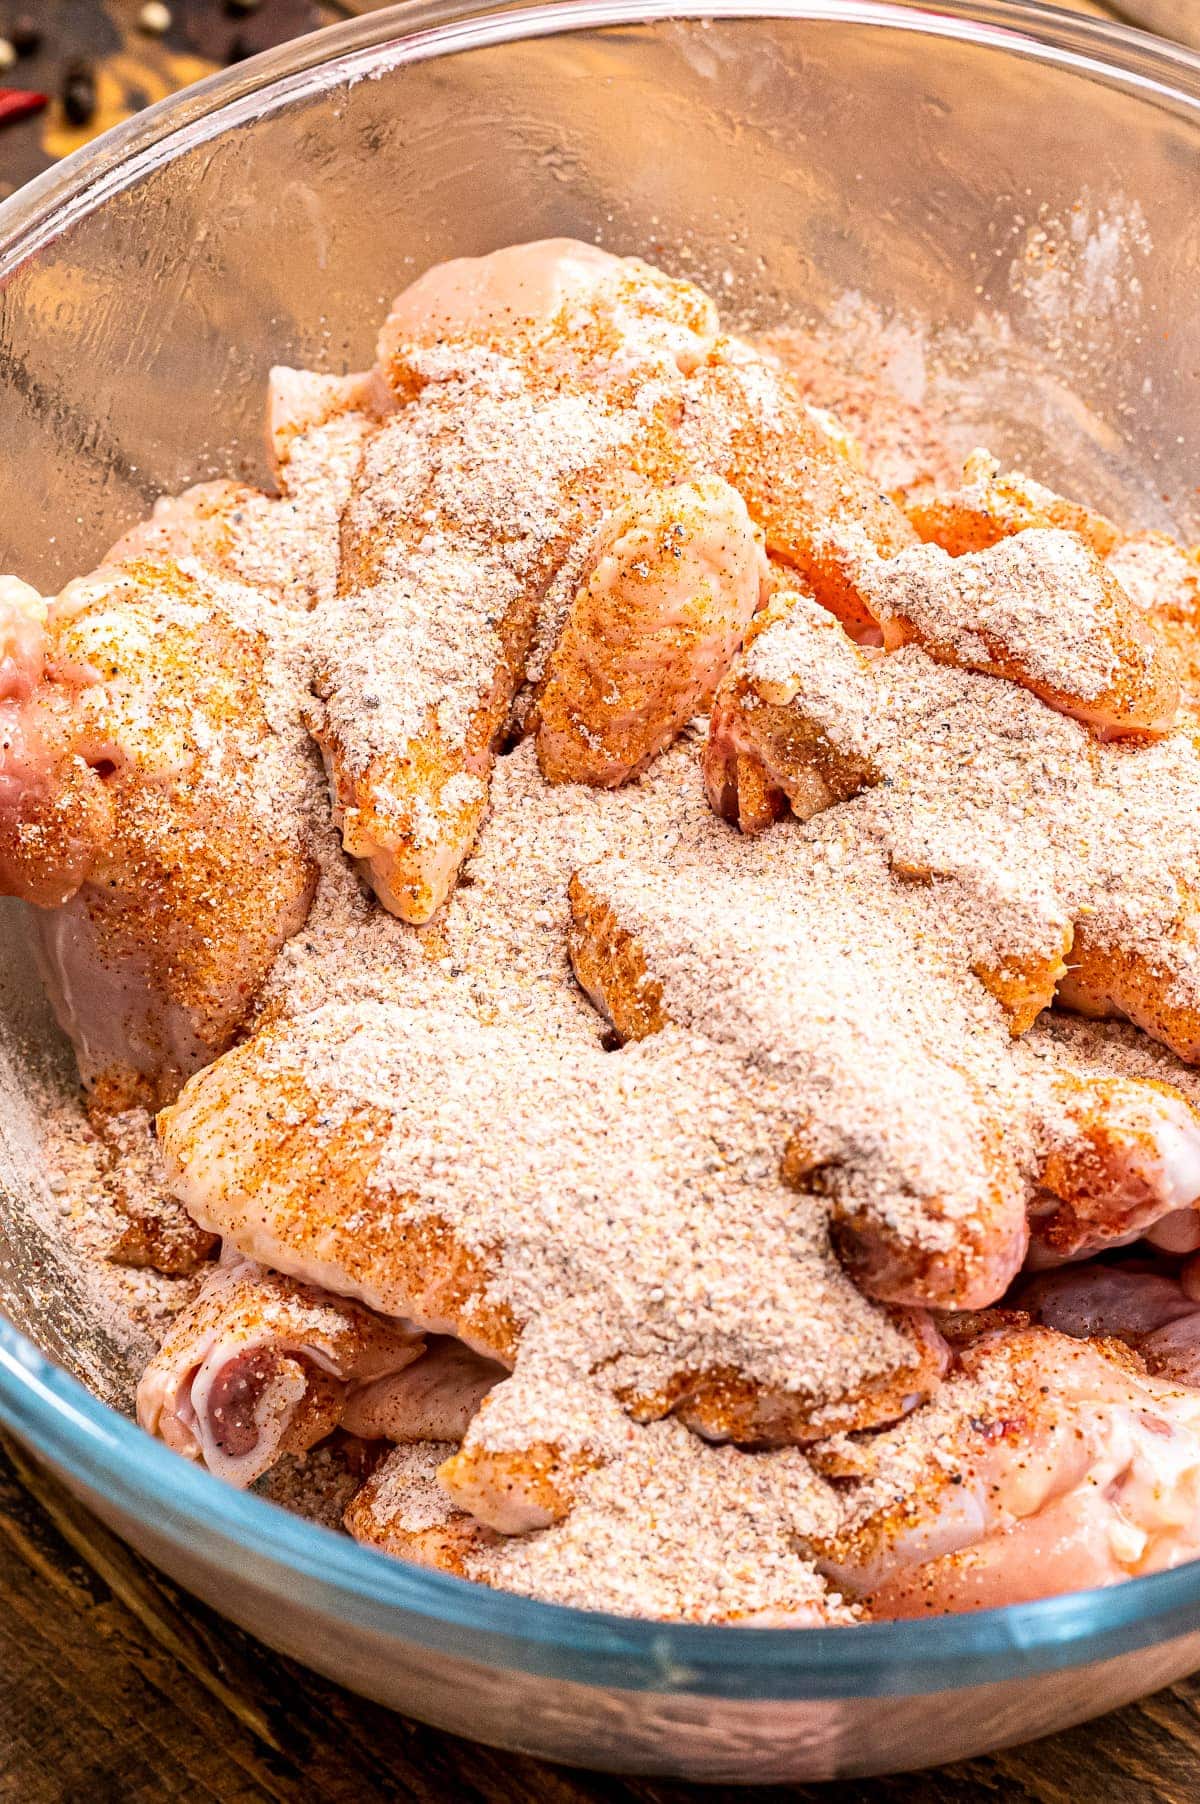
3,2,1199,1800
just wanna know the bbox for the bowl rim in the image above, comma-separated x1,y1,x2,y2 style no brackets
5,0,1200,1700
5,0,1200,284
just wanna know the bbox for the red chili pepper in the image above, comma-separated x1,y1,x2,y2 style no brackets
0,89,48,128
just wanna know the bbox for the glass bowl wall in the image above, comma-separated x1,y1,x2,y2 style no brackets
4,2,1200,1779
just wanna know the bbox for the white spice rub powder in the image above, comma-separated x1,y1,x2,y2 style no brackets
13,238,1200,1628
348,1428,857,1625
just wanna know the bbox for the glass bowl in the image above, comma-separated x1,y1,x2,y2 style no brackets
4,0,1200,1780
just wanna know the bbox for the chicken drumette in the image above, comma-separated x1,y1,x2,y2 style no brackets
314,238,918,922
813,1324,1200,1616
0,558,315,1113
15,238,1200,1622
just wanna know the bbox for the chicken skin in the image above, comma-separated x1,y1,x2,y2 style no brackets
534,475,767,786
15,237,1200,1625
155,999,949,1531
341,1336,504,1444
1024,1016,1200,1263
856,529,1179,738
677,338,920,639
314,240,928,923
814,1326,1200,1616
0,558,316,1111
703,577,1200,1062
137,1257,425,1485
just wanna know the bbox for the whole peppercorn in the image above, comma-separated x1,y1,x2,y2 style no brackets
138,0,172,35
9,16,42,56
61,58,96,127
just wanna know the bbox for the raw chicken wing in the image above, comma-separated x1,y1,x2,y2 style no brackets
341,1336,504,1442
313,247,706,920
905,448,1121,559
679,337,920,637
568,839,1033,1313
1020,1261,1200,1389
857,529,1179,738
534,475,766,785
814,1326,1200,1615
0,558,315,1110
1024,1015,1200,1263
137,1257,425,1486
158,999,949,1529
703,585,1200,1063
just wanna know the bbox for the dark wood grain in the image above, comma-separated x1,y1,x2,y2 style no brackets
2,1425,1200,1804
4,1,1198,1800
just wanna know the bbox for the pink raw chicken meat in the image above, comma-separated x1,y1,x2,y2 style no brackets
136,1258,426,1486
815,1324,1200,1616
1020,1260,1200,1389
0,559,315,1111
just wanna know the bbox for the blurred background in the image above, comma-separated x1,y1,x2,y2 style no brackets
0,0,363,198
0,1,1195,203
